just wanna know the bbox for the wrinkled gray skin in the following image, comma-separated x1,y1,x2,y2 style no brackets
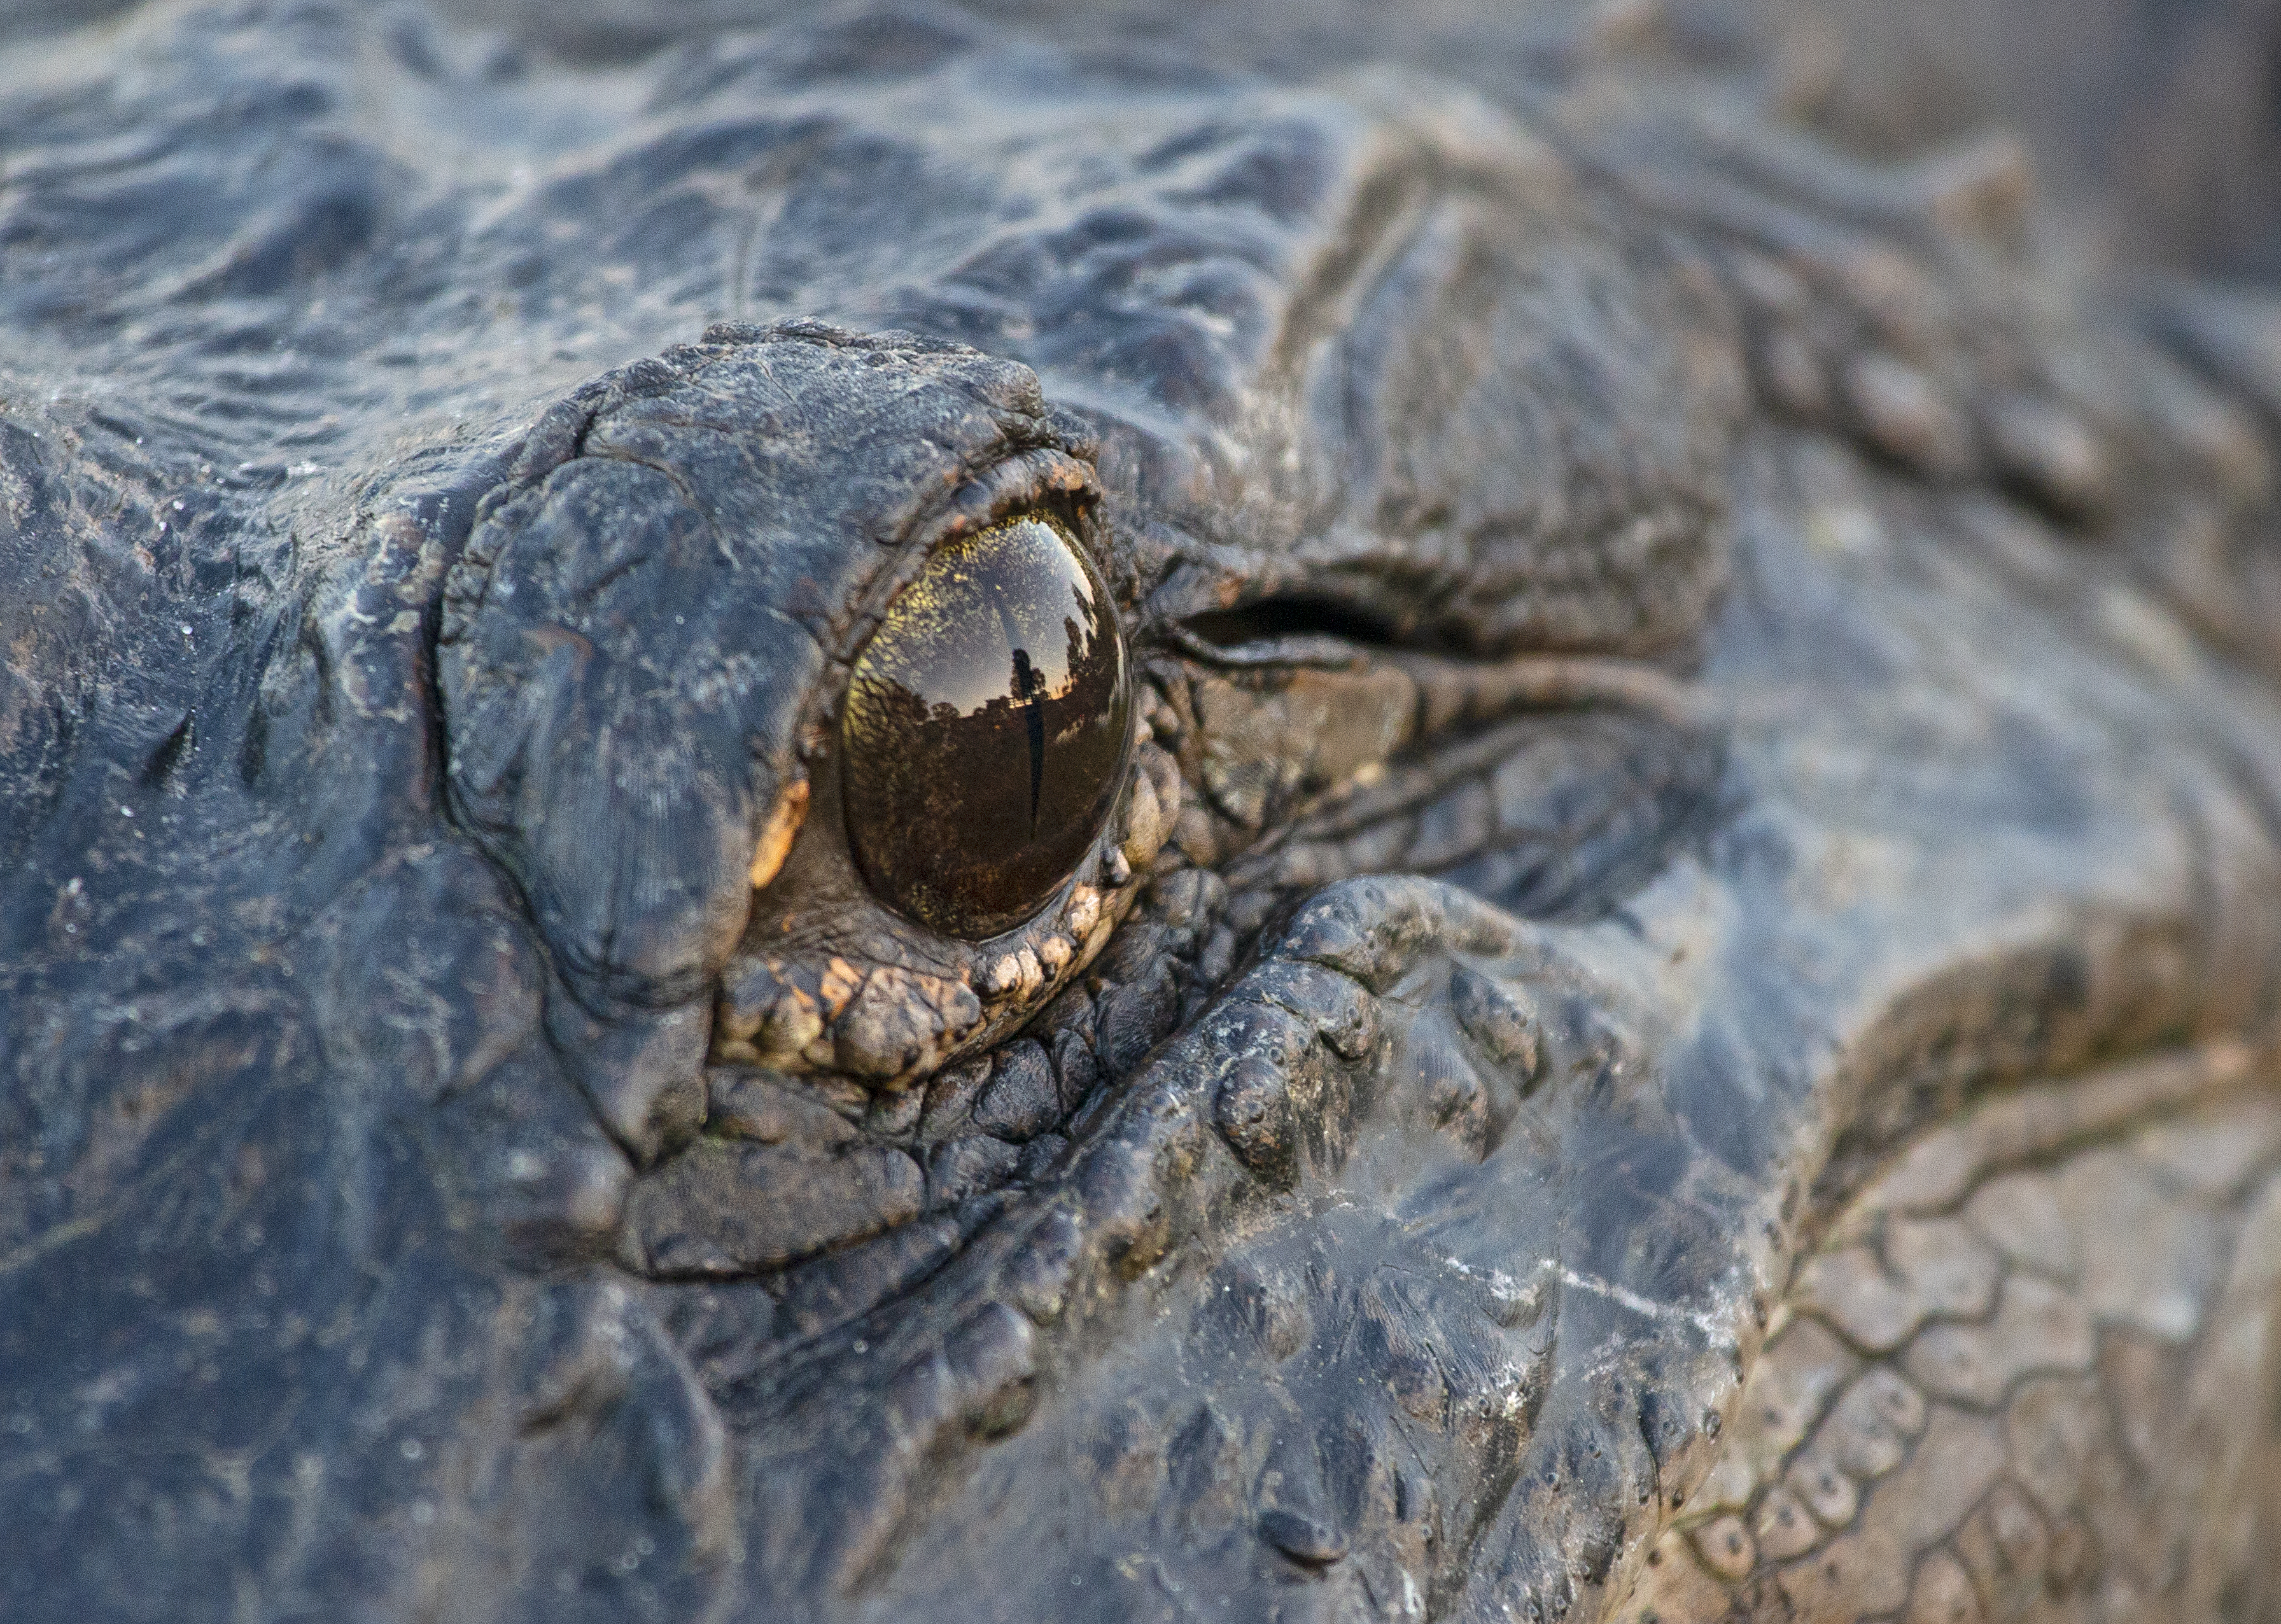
6,3,2281,1621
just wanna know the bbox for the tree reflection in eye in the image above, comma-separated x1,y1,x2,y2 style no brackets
841,512,1131,941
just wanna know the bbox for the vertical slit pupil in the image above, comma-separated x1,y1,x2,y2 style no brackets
1011,646,1046,832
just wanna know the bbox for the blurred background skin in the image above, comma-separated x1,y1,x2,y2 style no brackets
1758,0,2281,279
13,0,2270,272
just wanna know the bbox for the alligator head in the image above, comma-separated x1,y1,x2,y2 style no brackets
5,4,2281,1621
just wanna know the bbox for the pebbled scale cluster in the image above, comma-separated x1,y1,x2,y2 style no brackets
621,612,1714,1298
655,874,1587,1609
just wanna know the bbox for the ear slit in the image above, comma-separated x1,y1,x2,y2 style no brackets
1179,596,1407,652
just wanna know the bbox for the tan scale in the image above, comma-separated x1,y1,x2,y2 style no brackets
1620,1047,2281,1623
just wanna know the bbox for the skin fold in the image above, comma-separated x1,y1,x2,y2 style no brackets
2,3,2280,1621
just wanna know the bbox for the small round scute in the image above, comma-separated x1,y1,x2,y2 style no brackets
1449,963,1540,1079
925,1135,1022,1210
843,512,1130,940
946,1303,1038,1439
976,1041,1060,1142
1212,1055,1296,1184
1258,1506,1347,1565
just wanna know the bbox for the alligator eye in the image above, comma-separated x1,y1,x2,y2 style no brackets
842,512,1131,940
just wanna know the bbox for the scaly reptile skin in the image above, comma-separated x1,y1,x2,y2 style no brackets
3,3,2281,1621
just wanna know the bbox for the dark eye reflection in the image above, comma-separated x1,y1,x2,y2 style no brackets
842,512,1130,940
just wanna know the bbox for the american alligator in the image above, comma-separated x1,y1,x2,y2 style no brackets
6,2,2281,1620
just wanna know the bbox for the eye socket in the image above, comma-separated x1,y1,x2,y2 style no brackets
841,512,1131,940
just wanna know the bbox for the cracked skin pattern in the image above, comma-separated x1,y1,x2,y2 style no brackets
1628,1062,2281,1624
5,2,2281,1621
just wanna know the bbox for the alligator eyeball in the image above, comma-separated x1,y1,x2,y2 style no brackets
841,512,1131,940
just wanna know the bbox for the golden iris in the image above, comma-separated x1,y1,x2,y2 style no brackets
841,513,1130,939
